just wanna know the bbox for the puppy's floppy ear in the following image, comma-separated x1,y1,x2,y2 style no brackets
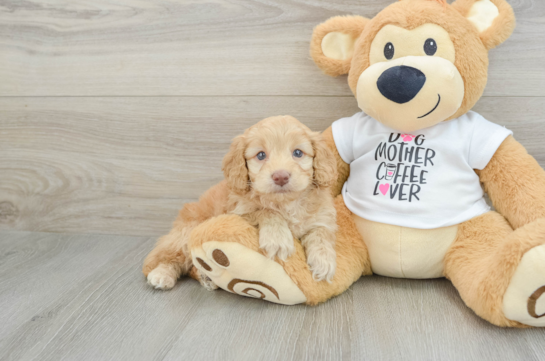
222,135,249,193
310,15,369,77
452,0,515,50
310,132,338,188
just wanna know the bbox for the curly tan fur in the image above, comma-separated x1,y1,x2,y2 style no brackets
142,180,230,278
310,130,338,188
222,116,339,281
222,135,250,193
143,115,340,285
322,126,350,197
189,195,372,305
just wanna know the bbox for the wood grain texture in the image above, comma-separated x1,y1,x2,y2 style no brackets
1,0,544,235
1,230,544,361
1,96,544,236
0,0,544,97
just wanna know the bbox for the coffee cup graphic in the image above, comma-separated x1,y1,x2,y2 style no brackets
385,163,396,181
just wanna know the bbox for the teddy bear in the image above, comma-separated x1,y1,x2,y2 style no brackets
143,0,545,328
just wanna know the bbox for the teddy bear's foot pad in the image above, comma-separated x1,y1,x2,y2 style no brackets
503,244,545,327
191,241,307,305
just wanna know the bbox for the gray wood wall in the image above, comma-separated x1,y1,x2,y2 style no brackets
1,0,544,237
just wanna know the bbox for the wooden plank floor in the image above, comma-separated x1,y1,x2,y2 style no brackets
0,230,544,361
2,96,544,236
1,0,544,97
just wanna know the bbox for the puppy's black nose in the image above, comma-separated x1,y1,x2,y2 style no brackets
272,170,290,186
377,65,426,104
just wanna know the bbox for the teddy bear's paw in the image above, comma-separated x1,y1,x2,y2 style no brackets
503,244,545,327
191,241,307,305
306,244,337,283
147,264,177,290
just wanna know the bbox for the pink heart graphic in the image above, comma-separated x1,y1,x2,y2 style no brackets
379,183,390,195
401,134,415,142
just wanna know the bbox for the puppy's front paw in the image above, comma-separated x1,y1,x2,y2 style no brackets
147,264,177,290
190,266,219,291
306,245,337,282
259,227,295,261
199,273,219,291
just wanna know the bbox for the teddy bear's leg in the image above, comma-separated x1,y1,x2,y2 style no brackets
189,196,372,305
444,211,545,327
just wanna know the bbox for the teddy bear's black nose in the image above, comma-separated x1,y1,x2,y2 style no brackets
377,65,426,104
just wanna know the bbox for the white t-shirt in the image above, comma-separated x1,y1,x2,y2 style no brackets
332,111,512,229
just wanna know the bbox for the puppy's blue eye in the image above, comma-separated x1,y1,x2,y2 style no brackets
256,151,266,160
293,149,303,158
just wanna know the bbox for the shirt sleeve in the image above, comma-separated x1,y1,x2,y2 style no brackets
467,112,513,170
331,113,361,164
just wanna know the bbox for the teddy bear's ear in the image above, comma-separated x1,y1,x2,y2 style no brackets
310,16,369,77
452,0,515,50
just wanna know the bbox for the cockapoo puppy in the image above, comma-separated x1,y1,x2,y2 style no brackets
143,116,338,290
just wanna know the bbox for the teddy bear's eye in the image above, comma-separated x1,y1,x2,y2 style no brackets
384,42,395,60
256,151,266,160
424,38,437,56
293,149,303,158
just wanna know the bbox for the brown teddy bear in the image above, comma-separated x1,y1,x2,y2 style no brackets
143,0,545,328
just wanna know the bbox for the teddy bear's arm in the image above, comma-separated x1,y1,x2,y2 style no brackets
322,126,350,197
477,135,545,229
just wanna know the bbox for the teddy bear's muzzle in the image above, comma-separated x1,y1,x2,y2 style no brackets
356,56,464,133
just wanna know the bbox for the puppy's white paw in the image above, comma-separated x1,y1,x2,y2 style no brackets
259,226,295,261
306,245,337,282
199,272,219,291
147,265,177,290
